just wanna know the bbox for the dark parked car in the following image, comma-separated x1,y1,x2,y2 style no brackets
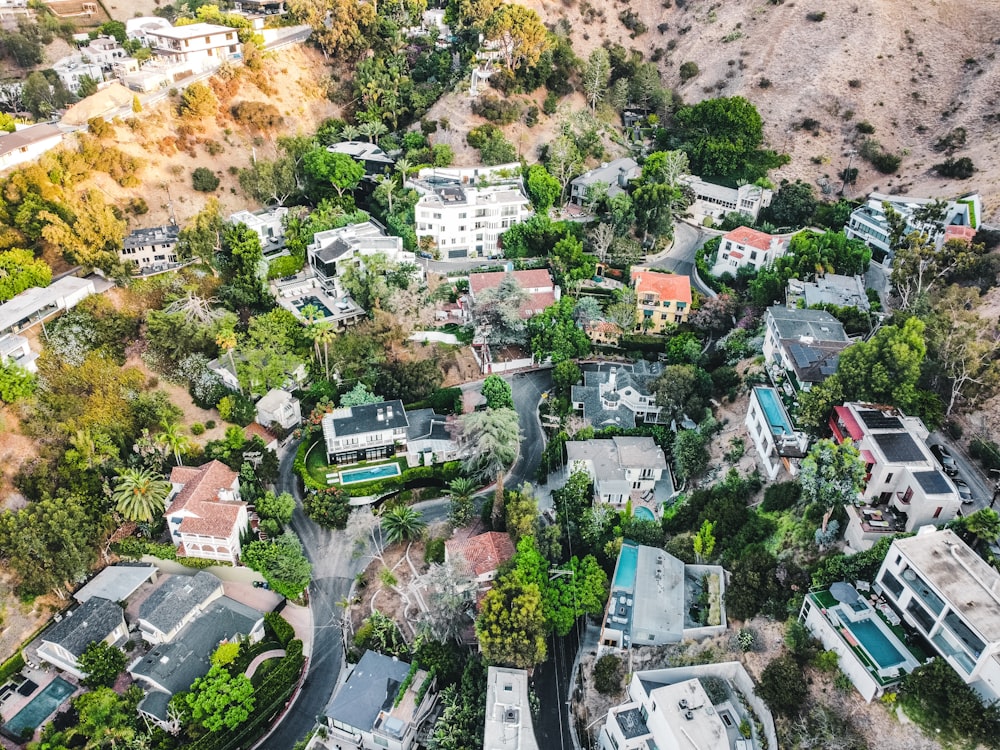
931,444,959,476
252,580,270,589
955,479,973,504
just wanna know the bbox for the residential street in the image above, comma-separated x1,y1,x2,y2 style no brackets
930,430,994,513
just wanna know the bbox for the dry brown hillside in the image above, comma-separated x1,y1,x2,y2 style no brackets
522,0,1000,221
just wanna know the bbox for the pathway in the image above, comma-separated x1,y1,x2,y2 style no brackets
244,649,286,680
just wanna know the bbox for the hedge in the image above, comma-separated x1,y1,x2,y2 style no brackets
264,612,295,647
112,539,232,568
0,652,24,684
970,438,1000,473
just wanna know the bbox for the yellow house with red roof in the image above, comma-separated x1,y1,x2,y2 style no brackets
630,267,692,333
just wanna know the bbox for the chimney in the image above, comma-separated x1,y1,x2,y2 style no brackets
608,369,617,392
386,405,393,420
377,408,385,421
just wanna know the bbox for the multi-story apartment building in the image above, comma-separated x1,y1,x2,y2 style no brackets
829,402,960,549
414,183,532,259
875,527,1000,703
145,22,241,66
711,226,788,277
322,400,409,464
119,225,180,273
630,267,691,332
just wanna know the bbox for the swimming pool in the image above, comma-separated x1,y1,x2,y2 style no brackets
293,296,335,319
845,617,907,669
613,543,639,590
3,678,75,739
634,506,655,521
340,462,402,485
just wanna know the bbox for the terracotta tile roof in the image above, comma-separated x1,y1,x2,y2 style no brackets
588,320,623,334
630,267,692,304
723,226,774,251
944,224,976,243
244,422,276,443
468,269,554,295
167,460,238,514
445,531,515,578
178,502,243,538
729,250,744,259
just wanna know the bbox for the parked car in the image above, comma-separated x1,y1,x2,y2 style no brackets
955,479,973,504
931,444,959,476
252,580,270,589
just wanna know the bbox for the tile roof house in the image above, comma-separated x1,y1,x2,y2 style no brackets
137,571,225,644
584,319,624,348
566,437,668,517
762,305,851,390
34,597,128,679
165,461,247,564
445,531,515,583
319,650,438,750
131,595,265,731
875,527,1000,704
711,226,788,277
468,269,559,320
571,361,667,428
830,402,961,550
630,268,691,333
322,400,409,464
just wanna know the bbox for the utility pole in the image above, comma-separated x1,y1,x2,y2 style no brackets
839,150,857,197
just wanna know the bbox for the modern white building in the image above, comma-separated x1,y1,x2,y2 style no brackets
762,305,850,390
711,226,788,277
125,16,173,43
786,273,870,312
565,437,668,517
51,55,105,94
119,225,181,273
255,387,301,430
679,175,773,223
875,527,1000,703
830,402,961,550
413,183,532,259
0,276,96,337
145,22,241,66
230,206,288,253
483,667,539,750
744,386,809,480
0,123,64,172
0,334,38,373
569,157,639,207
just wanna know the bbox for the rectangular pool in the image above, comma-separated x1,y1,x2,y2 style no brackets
613,543,639,591
846,617,907,669
3,677,75,739
755,387,794,435
340,462,402,485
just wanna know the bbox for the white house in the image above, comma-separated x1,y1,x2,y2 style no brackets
711,226,787,277
230,206,288,253
34,597,128,679
0,124,64,172
744,386,809,480
830,402,961,550
135,571,225,645
51,55,105,94
569,157,639,207
762,305,851,390
0,334,38,373
571,362,667,428
321,400,409,464
786,273,870,312
255,387,301,430
679,175,773,223
164,461,248,564
405,408,462,466
0,276,96,337
483,667,539,750
119,225,181,273
125,16,173,43
875,527,1000,703
566,437,667,516
145,22,241,66
413,183,532,259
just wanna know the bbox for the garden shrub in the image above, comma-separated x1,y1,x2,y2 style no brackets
471,94,520,125
424,538,445,564
192,167,220,192
264,611,295,647
594,654,624,694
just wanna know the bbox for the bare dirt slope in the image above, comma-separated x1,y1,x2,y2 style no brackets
516,0,1000,220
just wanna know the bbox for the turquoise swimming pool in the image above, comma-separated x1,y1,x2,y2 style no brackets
634,506,655,521
613,543,639,590
755,386,794,435
846,617,907,669
3,678,74,739
340,462,402,485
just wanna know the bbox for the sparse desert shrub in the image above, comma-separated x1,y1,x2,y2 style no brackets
191,167,220,192
806,11,826,21
934,156,975,179
856,120,876,134
848,78,862,88
471,94,520,125
758,77,772,88
679,61,700,81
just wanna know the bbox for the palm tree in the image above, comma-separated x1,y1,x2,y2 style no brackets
447,476,477,526
393,157,411,187
155,420,192,466
312,322,335,380
962,508,1000,548
380,506,427,544
358,120,388,145
215,330,241,394
459,407,521,525
113,467,172,523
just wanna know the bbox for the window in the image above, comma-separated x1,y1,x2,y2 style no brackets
886,473,893,483
933,506,942,519
459,212,467,219
674,315,683,323
660,313,667,320
750,251,758,261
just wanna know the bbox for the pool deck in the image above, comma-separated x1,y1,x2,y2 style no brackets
0,669,79,742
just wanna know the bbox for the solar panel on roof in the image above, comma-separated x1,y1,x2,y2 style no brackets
873,432,925,463
788,343,820,368
913,470,953,495
858,410,904,430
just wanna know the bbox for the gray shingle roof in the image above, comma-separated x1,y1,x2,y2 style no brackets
766,305,849,343
138,571,223,636
41,597,124,657
323,399,408,437
325,650,411,730
572,361,663,428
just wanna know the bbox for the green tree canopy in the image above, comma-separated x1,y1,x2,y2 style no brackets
242,531,312,598
481,374,514,410
303,148,365,198
527,296,591,364
0,248,51,302
525,164,560,211
183,664,255,732
78,640,127,688
799,438,866,531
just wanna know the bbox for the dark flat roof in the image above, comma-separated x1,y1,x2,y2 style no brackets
874,432,925,463
857,410,904,431
913,470,953,495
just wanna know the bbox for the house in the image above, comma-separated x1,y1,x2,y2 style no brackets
413,183,532,259
0,334,38,373
164,461,248,564
136,570,224,644
597,663,776,750
230,206,289,253
404,7,452,45
405,408,462,466
445,531,515,584
584,319,623,347
322,400,409,464
33,597,127,679
255,387,302,430
132,595,264,731
244,421,278,451
599,541,726,651
786,273,871,312
125,16,172,43
571,361,667,428
744,387,809,480
74,563,157,603
468,269,559,320
569,157,639,207
326,140,395,176
830,402,961,550
0,276,96,337
145,22,241,67
51,55,105,95
799,583,921,701
207,353,308,393
711,226,788,277
119,225,181,274
678,175,773,223
874,527,1000,703
565,437,668,516
630,268,691,332
762,305,850,390
484,667,539,750
0,124,64,172
80,35,130,67
844,191,981,265
318,650,438,750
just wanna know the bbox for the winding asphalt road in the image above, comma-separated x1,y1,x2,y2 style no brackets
264,369,553,747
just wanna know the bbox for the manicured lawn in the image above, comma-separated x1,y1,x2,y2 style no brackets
304,440,408,486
